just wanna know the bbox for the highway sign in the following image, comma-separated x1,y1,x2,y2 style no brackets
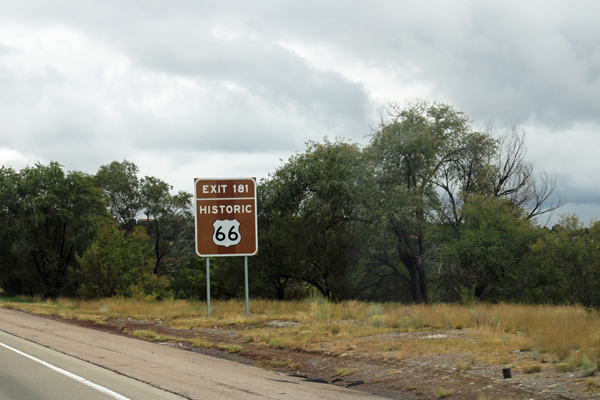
194,178,258,257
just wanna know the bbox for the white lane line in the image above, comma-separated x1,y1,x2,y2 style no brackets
0,341,131,400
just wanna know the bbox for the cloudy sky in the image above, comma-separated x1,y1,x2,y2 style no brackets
1,1,599,224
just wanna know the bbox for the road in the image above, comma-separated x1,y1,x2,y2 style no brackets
0,330,184,400
0,308,383,400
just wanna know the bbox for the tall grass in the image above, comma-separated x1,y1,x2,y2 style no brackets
2,296,599,364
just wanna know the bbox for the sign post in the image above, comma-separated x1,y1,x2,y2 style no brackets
194,178,258,317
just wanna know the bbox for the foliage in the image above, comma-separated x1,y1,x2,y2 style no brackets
0,100,580,304
139,176,193,277
435,196,541,302
256,138,365,300
529,215,600,307
171,257,248,301
95,160,142,231
74,219,168,299
364,100,475,303
0,162,106,297
95,160,194,279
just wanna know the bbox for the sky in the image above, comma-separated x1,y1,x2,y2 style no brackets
0,1,599,225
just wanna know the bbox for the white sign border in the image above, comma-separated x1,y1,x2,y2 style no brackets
194,177,258,257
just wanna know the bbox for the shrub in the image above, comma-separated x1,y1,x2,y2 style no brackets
369,315,385,328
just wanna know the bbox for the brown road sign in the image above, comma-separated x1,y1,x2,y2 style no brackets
194,178,258,257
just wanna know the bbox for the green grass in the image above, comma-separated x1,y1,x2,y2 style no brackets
0,295,36,304
131,330,178,342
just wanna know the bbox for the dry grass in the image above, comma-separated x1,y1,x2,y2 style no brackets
520,363,542,374
335,368,359,377
2,296,600,371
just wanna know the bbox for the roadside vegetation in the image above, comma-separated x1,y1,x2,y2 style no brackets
5,100,598,309
1,295,599,377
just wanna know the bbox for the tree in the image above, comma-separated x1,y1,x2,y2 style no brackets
95,160,143,231
434,124,565,230
364,100,567,303
0,162,106,297
258,139,365,300
73,219,164,298
365,101,474,303
254,178,303,299
529,215,600,307
140,176,193,277
486,126,566,221
431,124,566,302
434,196,540,302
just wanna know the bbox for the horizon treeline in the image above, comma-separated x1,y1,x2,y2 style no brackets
1,101,599,306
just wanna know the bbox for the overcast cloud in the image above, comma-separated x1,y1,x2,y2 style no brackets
0,0,599,224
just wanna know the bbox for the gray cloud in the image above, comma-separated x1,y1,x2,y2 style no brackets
0,0,599,222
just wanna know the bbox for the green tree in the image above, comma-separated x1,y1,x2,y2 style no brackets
258,139,365,300
0,162,106,297
95,160,143,231
434,196,540,302
364,101,474,303
529,215,600,307
74,219,166,298
364,101,565,303
254,178,302,299
140,176,193,277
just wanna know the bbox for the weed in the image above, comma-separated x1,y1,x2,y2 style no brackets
456,360,473,371
190,339,212,348
330,324,341,335
434,388,455,398
369,315,385,328
286,360,300,371
303,294,329,321
217,344,242,354
470,310,485,328
367,304,385,318
487,316,498,329
335,368,358,377
410,314,423,329
241,335,254,344
580,356,597,377
131,330,176,342
553,363,571,372
586,378,600,393
521,364,542,374
379,344,397,352
457,283,477,305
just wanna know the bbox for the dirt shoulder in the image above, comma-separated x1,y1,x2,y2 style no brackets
52,316,597,400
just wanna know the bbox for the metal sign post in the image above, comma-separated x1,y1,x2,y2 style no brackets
244,256,249,316
206,257,211,318
194,178,258,317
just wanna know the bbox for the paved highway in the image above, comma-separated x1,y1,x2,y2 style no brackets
0,309,383,399
0,330,185,400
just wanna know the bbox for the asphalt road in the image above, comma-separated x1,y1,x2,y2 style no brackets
0,309,382,400
0,330,184,400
